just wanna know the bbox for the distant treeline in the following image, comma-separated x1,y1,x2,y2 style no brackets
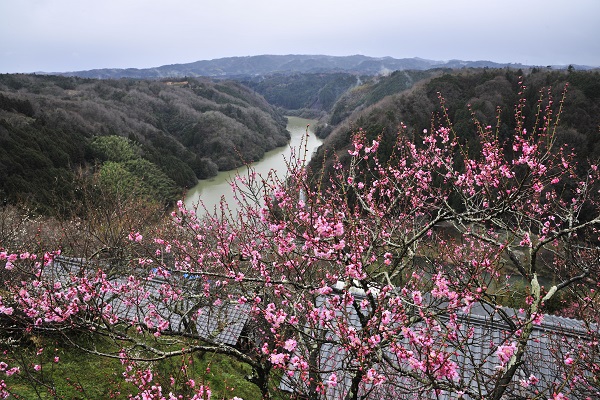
243,73,360,115
0,74,289,213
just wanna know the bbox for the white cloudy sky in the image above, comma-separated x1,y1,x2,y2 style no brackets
1,0,598,73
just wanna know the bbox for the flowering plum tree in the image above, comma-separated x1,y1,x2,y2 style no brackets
1,84,599,399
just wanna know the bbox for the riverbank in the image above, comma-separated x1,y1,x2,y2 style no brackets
184,116,321,213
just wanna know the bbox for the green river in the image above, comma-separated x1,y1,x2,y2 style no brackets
184,116,321,214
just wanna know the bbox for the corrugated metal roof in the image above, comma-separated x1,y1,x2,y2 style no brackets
280,293,598,399
49,257,250,346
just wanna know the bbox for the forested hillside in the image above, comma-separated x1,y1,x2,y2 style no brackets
241,69,440,123
0,74,288,212
313,68,600,175
2,69,599,215
314,69,443,136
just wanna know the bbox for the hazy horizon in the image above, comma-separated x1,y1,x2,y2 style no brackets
1,0,599,74
14,53,594,75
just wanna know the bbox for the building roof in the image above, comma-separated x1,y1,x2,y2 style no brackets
280,293,598,399
47,257,598,398
50,256,250,346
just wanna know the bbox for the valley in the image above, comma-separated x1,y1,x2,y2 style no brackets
1,57,600,400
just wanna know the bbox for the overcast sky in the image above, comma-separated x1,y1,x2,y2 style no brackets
1,0,598,74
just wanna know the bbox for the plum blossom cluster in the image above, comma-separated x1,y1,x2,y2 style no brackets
119,353,213,400
0,361,20,399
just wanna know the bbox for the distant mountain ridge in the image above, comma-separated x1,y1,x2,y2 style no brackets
53,54,590,80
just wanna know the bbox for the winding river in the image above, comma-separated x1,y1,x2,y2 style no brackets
184,116,321,214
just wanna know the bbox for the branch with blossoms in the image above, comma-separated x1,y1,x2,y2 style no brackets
0,249,272,398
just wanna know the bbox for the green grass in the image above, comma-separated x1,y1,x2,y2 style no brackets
2,334,263,399
5,343,131,399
